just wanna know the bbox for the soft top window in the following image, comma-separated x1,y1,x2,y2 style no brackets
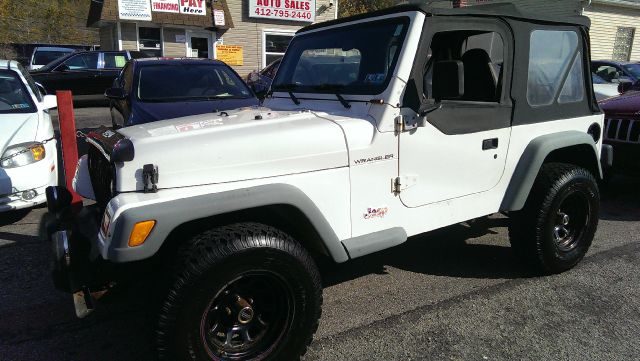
527,30,584,107
424,30,505,103
272,17,409,95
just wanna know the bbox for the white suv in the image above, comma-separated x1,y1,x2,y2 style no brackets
28,46,75,70
45,4,611,360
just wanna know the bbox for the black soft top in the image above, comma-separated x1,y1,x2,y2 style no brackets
298,3,590,34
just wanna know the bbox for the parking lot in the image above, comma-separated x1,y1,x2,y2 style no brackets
0,107,639,361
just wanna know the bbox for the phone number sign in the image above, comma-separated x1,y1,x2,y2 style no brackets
249,0,315,22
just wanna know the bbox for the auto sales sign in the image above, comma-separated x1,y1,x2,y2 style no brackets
249,0,315,22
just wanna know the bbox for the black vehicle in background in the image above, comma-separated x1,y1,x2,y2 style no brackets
30,50,146,103
246,58,281,99
105,58,259,128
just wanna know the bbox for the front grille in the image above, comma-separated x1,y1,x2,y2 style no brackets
604,117,640,143
87,145,115,208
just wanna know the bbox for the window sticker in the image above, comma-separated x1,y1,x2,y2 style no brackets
11,104,30,109
115,56,127,68
365,73,386,84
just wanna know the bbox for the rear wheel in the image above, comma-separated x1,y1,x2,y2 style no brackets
509,163,599,274
157,223,322,361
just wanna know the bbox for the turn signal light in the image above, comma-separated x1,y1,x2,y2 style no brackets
128,220,156,247
30,144,46,161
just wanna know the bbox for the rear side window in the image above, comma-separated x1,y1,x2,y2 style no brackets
62,53,99,70
527,30,584,106
104,53,128,69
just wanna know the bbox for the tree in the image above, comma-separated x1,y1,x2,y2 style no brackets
338,0,395,17
0,0,98,47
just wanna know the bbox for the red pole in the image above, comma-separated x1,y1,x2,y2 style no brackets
56,91,83,209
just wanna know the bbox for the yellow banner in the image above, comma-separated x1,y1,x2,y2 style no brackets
215,45,243,66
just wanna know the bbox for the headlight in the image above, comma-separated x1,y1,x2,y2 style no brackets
0,142,46,169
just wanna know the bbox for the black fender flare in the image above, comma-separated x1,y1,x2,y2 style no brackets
500,131,601,212
108,184,350,263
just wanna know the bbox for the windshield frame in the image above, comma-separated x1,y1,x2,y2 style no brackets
0,69,37,114
271,16,411,96
135,63,254,102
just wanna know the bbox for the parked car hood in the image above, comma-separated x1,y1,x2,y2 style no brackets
114,107,349,191
598,90,640,116
593,83,620,101
0,113,39,156
131,98,260,125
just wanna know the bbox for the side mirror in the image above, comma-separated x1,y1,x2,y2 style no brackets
105,87,127,100
618,79,633,94
433,60,464,102
41,94,57,110
248,70,260,83
251,83,267,99
34,82,47,96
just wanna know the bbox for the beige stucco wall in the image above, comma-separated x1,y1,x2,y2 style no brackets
120,22,138,51
163,27,187,57
219,0,338,76
584,3,640,61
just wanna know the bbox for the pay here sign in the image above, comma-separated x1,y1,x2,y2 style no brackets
249,0,315,22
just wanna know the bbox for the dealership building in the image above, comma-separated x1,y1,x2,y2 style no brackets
87,0,338,75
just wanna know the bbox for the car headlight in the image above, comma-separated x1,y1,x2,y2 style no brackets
0,142,46,169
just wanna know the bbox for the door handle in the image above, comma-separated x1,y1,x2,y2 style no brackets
482,138,499,150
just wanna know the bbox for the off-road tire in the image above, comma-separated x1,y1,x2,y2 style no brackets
157,223,322,361
509,163,599,275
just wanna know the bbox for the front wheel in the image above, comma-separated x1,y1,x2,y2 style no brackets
509,163,600,274
157,223,322,361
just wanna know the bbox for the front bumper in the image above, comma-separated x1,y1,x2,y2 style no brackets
605,141,640,175
43,186,105,293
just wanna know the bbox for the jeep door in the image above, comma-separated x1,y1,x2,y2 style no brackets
398,18,513,207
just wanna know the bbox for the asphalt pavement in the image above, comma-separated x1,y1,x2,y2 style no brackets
0,108,639,360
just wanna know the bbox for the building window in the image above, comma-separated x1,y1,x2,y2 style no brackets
139,27,162,57
263,31,294,67
612,27,635,62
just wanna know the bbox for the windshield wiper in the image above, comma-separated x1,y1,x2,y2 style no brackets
311,84,351,109
272,83,300,105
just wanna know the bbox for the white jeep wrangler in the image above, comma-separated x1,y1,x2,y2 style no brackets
45,4,612,361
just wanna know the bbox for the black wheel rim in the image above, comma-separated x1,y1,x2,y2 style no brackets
553,189,591,253
200,271,294,360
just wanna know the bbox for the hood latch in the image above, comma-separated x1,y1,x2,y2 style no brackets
142,164,159,193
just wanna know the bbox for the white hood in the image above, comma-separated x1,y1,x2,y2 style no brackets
115,107,349,191
0,113,39,156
